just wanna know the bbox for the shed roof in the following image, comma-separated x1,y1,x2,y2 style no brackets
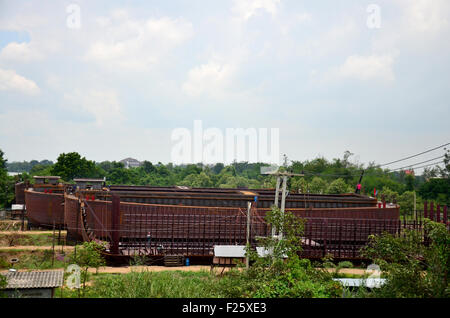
1,270,64,289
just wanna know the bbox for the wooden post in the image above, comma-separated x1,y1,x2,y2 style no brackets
424,201,428,219
430,202,434,221
437,205,441,223
413,191,417,221
58,224,62,245
52,221,56,268
111,195,120,255
444,206,448,226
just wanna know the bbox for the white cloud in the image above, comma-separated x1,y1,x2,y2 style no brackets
372,0,450,53
232,0,281,20
182,61,236,98
63,89,122,126
85,12,194,71
0,67,40,95
0,41,43,62
330,54,397,82
401,0,449,33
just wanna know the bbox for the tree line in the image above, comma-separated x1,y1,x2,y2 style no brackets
1,149,449,210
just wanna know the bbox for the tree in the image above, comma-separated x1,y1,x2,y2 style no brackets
51,152,104,181
309,177,328,194
380,187,399,204
142,161,156,174
70,241,106,294
179,172,213,188
0,149,14,208
439,148,450,178
419,178,450,206
326,178,349,194
290,177,308,193
405,174,415,191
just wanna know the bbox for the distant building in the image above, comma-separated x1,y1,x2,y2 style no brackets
405,169,415,176
120,158,142,169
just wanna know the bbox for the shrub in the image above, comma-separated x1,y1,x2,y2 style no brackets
361,220,449,298
214,206,343,298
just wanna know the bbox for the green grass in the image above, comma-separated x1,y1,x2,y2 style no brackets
56,270,221,298
0,232,72,247
0,250,70,270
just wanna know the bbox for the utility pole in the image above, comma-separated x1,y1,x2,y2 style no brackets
279,175,288,240
272,177,281,236
414,191,417,221
262,170,304,238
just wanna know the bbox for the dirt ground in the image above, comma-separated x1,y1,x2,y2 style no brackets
0,245,74,251
0,264,368,275
0,231,65,235
0,265,218,274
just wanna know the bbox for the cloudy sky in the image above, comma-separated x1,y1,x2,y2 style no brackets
0,0,449,171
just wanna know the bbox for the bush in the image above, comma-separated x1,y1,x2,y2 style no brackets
214,207,343,298
361,220,449,298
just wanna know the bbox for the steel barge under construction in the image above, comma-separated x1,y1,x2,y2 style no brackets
21,177,401,264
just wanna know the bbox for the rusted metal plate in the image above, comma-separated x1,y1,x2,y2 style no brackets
24,190,65,228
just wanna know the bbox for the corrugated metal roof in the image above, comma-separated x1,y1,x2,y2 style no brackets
1,270,64,289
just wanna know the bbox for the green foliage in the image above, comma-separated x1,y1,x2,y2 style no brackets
290,177,308,193
51,152,104,181
326,178,350,194
83,271,218,298
309,177,328,194
419,178,450,206
215,206,343,298
380,187,398,203
361,220,450,298
70,241,106,271
3,148,446,206
179,172,213,188
0,149,15,208
6,160,53,173
0,274,6,289
68,241,106,296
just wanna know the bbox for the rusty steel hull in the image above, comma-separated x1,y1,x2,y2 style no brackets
14,182,26,205
24,190,65,228
27,185,400,261
63,192,399,262
96,188,377,209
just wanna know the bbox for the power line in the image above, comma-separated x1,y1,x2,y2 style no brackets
388,155,445,172
391,160,445,172
378,142,449,167
297,144,448,177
